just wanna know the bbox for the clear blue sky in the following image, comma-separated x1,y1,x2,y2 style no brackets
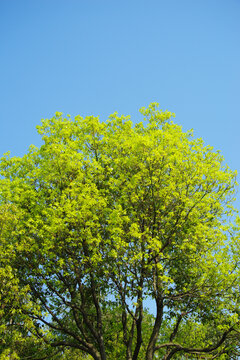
1,0,239,179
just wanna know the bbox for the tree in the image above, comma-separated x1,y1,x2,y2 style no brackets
0,103,239,360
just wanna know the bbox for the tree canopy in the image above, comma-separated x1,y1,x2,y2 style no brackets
1,104,240,360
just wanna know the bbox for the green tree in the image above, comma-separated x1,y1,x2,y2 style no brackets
0,104,239,359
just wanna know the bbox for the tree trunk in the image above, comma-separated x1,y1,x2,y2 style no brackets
145,296,163,360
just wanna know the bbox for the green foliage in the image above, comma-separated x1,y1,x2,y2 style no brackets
0,104,239,359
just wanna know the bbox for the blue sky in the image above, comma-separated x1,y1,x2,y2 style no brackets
1,0,239,181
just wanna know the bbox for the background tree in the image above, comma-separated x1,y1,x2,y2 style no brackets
0,104,239,359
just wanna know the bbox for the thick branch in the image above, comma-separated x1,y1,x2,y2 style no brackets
155,325,236,359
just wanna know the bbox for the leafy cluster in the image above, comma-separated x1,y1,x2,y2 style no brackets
0,104,240,359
